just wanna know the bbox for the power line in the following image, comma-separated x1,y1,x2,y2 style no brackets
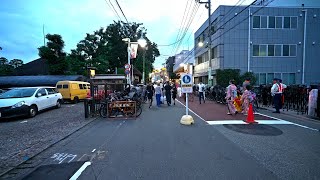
172,0,193,52
173,4,200,54
199,0,275,51
103,0,123,21
114,0,129,23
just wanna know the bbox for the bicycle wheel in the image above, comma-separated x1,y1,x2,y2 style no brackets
99,104,108,118
136,105,142,117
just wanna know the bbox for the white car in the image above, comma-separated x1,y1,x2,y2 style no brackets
0,87,63,119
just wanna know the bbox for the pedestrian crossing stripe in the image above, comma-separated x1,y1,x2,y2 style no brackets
207,120,293,125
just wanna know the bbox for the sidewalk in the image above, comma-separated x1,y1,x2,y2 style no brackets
177,97,273,121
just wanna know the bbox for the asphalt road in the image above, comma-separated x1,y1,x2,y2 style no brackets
0,102,95,178
4,97,318,180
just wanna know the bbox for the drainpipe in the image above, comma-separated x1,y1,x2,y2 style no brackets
247,7,251,72
302,7,307,85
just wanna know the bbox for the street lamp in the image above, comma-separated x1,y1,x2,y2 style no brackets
122,38,131,85
138,34,147,85
198,42,204,47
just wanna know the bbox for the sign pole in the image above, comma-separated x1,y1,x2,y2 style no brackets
186,93,188,115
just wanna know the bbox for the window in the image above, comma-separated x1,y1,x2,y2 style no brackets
288,73,296,85
290,45,296,56
261,16,268,28
275,73,281,79
276,17,282,28
62,84,69,89
83,84,87,89
259,45,267,56
211,18,218,34
260,73,266,85
283,45,289,56
275,45,282,56
46,88,56,95
290,17,297,29
268,45,275,56
284,17,290,28
37,88,47,96
197,56,203,64
267,73,274,83
57,85,62,89
253,45,259,56
253,16,260,28
212,46,218,59
268,16,275,28
79,84,84,89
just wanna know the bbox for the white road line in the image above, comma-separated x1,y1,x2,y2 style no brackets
20,120,28,124
176,99,207,124
69,161,91,180
256,112,319,131
207,120,293,125
92,149,96,153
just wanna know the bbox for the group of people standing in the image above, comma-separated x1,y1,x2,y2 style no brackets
145,81,178,108
225,78,255,115
225,77,287,115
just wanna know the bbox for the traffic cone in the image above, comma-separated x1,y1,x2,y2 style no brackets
245,104,258,124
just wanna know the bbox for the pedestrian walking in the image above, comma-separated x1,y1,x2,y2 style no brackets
278,79,287,109
241,85,252,115
225,80,237,115
172,85,177,105
164,81,172,106
198,80,206,104
155,83,162,107
146,83,155,108
271,78,284,113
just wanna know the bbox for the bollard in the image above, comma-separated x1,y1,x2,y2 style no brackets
84,98,89,118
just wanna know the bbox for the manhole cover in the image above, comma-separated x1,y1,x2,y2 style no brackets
223,124,283,136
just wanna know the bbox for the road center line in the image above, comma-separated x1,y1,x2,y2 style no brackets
69,161,91,180
256,112,319,132
176,99,207,124
92,149,96,153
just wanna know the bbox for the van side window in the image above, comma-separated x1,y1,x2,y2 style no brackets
79,84,84,89
83,84,87,89
63,85,69,89
57,85,62,89
46,88,56,95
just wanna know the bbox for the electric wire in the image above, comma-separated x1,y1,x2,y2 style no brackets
114,0,129,23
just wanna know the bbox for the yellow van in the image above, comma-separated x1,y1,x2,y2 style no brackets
56,81,90,103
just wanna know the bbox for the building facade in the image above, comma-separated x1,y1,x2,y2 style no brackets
194,5,320,86
173,50,195,78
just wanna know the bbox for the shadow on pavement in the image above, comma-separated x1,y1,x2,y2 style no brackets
223,124,283,136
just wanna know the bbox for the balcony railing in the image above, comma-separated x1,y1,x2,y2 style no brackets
194,61,209,74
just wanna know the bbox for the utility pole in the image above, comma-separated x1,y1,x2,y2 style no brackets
196,0,212,85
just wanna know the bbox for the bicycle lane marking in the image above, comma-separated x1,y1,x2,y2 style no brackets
176,99,207,124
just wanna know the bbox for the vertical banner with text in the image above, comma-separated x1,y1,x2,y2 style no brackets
130,44,138,59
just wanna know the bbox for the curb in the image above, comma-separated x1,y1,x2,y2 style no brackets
0,117,98,178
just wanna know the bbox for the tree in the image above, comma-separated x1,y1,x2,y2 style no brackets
240,72,257,86
70,21,160,76
38,34,67,75
9,59,23,68
216,69,241,87
0,57,14,76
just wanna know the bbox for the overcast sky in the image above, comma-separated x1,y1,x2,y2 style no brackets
0,0,319,69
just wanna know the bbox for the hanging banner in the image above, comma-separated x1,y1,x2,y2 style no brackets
130,43,138,59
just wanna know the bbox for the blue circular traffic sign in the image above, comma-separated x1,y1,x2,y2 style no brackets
125,69,130,75
182,75,191,84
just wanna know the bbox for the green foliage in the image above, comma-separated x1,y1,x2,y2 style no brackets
0,57,14,76
38,34,67,75
69,21,159,76
239,72,257,86
216,69,240,87
9,59,23,68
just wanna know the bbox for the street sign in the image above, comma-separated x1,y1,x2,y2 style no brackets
125,69,130,75
181,73,193,93
124,64,131,69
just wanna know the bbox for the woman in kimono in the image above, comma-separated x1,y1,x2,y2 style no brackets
225,80,237,115
241,85,252,115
